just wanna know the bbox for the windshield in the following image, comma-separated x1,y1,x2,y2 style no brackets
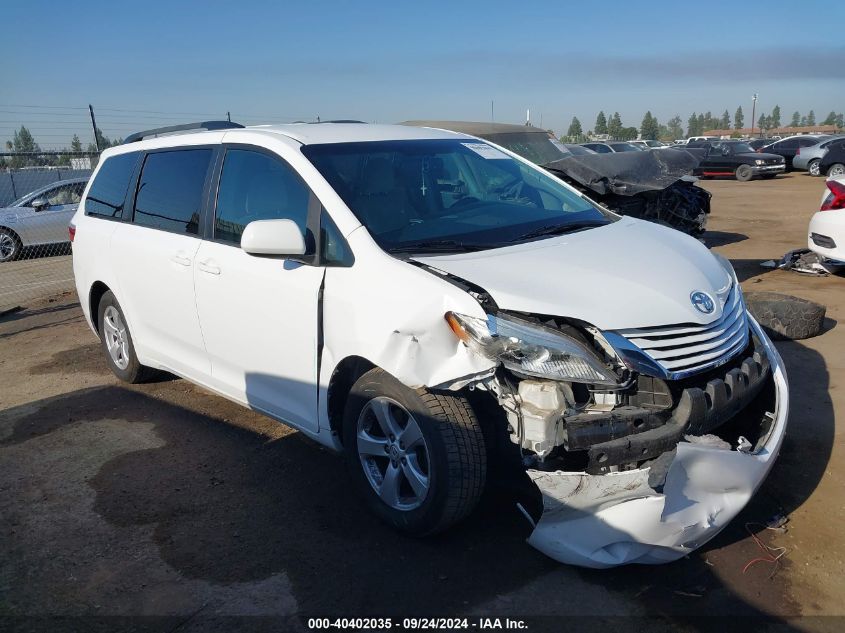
727,143,754,153
303,139,613,254
610,143,641,152
473,132,567,165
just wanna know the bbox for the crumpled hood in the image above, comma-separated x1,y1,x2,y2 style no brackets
414,218,731,331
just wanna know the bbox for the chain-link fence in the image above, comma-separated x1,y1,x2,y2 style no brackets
0,152,99,311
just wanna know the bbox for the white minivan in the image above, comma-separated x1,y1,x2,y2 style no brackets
71,121,788,567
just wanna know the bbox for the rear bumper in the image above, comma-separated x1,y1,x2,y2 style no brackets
525,317,788,568
808,210,845,261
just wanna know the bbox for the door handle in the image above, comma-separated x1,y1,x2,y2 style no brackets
170,253,192,267
197,259,221,275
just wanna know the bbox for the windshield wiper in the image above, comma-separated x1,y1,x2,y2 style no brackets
387,239,502,255
511,220,609,242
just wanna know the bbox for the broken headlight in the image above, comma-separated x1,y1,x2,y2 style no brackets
445,311,619,386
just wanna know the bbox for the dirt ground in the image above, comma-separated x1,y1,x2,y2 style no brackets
1,172,843,631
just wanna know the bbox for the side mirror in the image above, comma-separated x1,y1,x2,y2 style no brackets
241,219,306,257
31,198,49,211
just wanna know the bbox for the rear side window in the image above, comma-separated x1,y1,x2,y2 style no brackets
213,149,310,244
133,149,212,234
85,152,139,218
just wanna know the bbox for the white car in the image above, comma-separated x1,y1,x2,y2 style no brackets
71,121,788,568
808,175,845,261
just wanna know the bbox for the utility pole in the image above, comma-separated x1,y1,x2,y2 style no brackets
88,104,100,152
750,93,758,138
227,111,231,122
491,100,494,123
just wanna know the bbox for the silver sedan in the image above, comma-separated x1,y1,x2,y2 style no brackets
794,137,845,176
0,178,88,262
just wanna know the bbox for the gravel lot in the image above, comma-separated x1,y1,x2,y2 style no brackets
1,172,843,631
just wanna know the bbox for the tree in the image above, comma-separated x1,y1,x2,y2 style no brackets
594,111,608,135
687,112,699,137
702,111,714,132
697,113,705,133
719,110,730,129
771,105,781,129
566,116,583,139
836,113,844,129
734,106,744,130
667,115,684,139
807,110,816,126
70,134,83,152
607,112,623,140
640,111,659,140
8,125,40,167
799,115,807,126
758,114,770,132
790,111,801,127
619,126,638,141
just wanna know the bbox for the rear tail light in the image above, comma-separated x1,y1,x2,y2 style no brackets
820,180,845,211
796,147,800,156
68,224,76,242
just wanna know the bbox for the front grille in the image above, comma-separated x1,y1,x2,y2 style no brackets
615,285,749,376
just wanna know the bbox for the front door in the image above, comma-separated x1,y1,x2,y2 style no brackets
194,147,324,431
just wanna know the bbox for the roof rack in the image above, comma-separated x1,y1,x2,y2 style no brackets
123,121,244,144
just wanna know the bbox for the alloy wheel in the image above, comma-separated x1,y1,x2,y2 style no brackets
0,233,16,262
102,305,130,370
356,396,431,511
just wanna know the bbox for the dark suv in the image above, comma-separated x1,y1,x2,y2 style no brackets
689,141,785,181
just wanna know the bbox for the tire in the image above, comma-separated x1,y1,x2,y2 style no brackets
808,159,821,177
0,228,22,263
744,291,826,341
342,367,486,536
735,164,753,182
827,163,845,178
97,290,156,383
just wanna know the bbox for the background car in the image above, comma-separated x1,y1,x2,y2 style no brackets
631,140,669,150
808,175,845,262
581,141,643,153
819,142,845,177
793,137,845,176
748,138,776,151
759,135,831,170
690,140,785,181
0,177,88,262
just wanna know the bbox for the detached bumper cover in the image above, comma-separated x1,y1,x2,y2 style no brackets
525,317,788,568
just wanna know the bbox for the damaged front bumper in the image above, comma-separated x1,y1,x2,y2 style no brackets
523,317,788,568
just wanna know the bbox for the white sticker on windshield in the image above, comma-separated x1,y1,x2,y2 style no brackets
461,142,510,160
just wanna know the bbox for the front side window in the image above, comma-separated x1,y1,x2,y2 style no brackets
46,182,85,206
133,149,211,234
214,149,309,245
302,139,612,254
85,152,140,218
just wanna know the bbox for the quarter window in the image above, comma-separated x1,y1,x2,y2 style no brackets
133,149,212,234
214,149,310,244
85,152,140,218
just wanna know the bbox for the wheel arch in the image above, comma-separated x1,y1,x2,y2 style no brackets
326,355,376,445
88,281,111,334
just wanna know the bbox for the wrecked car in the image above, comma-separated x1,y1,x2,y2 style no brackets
71,121,788,568
403,121,711,237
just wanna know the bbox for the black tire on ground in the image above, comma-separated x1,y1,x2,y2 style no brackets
0,228,22,263
735,164,754,182
827,163,845,178
97,290,157,383
744,291,827,341
342,367,486,536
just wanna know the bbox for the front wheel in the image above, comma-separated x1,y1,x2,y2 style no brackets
735,164,754,182
827,163,845,178
808,159,821,177
342,368,486,536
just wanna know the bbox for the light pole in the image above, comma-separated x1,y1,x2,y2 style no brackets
751,93,758,138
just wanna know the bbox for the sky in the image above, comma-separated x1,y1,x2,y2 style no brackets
3,0,844,148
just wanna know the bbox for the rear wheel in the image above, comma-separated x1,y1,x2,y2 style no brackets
828,163,845,178
808,159,821,177
97,291,156,383
0,229,22,263
342,368,486,536
735,164,754,182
